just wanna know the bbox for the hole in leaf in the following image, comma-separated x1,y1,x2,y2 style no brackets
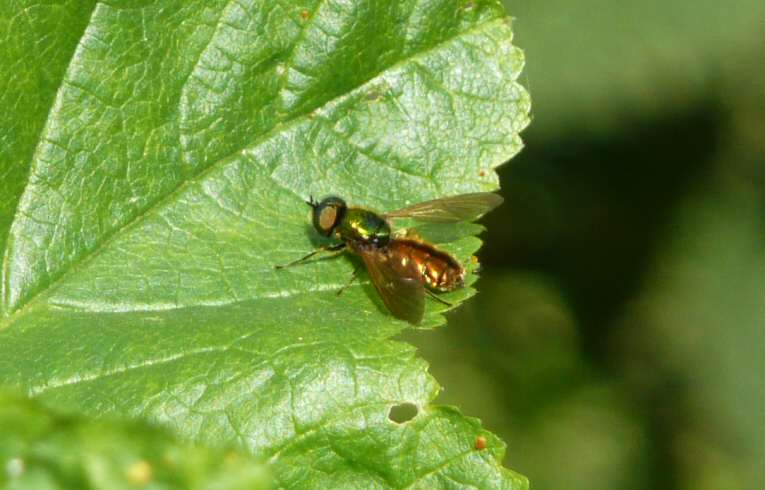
388,402,418,424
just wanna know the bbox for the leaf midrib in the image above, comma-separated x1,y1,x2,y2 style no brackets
0,17,507,331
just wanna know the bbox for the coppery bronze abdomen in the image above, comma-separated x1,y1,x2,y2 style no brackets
386,239,464,292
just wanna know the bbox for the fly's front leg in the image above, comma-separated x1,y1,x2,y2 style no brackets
274,243,346,269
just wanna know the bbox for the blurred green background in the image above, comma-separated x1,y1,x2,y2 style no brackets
404,1,765,489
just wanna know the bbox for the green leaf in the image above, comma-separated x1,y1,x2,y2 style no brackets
0,0,530,488
0,389,270,489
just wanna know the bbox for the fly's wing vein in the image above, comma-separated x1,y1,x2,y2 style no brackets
384,192,503,223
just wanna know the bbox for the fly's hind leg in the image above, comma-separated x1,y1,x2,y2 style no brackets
426,289,452,307
274,243,346,269
336,262,362,296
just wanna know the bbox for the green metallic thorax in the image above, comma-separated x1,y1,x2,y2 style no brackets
336,208,391,247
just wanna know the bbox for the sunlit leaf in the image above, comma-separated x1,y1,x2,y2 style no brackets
0,0,530,487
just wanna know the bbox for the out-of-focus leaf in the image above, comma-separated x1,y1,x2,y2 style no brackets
505,0,765,135
0,0,530,487
0,389,270,490
618,178,765,489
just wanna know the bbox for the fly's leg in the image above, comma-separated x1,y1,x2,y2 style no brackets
336,263,362,296
426,289,452,307
274,243,346,269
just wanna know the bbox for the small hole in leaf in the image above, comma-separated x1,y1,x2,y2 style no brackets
388,403,418,424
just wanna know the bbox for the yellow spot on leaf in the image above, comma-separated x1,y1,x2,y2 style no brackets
126,460,152,485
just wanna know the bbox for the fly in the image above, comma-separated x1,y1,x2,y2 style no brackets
275,192,503,324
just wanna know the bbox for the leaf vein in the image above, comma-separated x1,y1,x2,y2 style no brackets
2,17,508,328
315,116,434,183
1,0,100,314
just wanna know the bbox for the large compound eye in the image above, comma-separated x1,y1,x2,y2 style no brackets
318,205,337,232
311,196,346,236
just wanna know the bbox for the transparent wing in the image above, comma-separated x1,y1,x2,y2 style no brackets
384,192,503,223
361,249,425,325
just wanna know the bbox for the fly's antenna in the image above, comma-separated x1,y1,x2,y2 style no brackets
306,195,317,208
